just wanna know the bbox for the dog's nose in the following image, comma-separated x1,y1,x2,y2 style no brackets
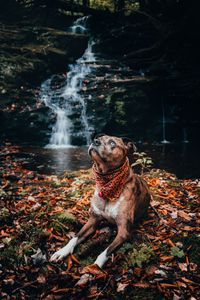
93,139,101,146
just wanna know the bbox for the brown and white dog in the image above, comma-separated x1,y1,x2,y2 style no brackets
50,134,151,268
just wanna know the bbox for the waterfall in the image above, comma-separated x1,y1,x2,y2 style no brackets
183,128,189,143
39,16,95,148
161,101,170,144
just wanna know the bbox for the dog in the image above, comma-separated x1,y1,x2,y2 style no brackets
50,134,151,269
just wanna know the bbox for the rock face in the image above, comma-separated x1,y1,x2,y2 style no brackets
0,21,88,144
0,14,199,145
0,23,88,88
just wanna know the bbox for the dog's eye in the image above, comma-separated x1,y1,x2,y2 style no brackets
109,140,116,147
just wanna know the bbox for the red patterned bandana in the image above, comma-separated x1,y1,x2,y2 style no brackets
92,157,130,202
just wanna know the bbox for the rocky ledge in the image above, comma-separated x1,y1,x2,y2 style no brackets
0,22,88,99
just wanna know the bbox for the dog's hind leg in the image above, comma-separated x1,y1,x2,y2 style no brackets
94,222,130,268
50,215,100,262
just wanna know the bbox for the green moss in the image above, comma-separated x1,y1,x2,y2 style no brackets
195,188,200,194
57,211,76,223
121,243,154,268
0,207,10,224
119,242,134,253
0,244,19,267
50,211,77,232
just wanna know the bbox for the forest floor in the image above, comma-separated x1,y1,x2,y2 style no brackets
0,145,200,299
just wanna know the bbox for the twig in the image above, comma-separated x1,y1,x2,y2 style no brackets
150,203,162,219
12,280,38,293
95,275,113,300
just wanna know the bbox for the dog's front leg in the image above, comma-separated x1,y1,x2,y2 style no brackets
50,215,100,262
94,222,130,268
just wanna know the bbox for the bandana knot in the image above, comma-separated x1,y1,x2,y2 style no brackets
92,157,130,202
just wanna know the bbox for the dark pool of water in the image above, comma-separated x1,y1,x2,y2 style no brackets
21,146,92,174
138,142,200,179
19,142,200,179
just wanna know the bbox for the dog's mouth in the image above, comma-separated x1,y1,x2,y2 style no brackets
88,145,97,157
88,145,100,159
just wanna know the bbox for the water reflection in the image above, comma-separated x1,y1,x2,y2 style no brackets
22,146,91,175
139,142,199,179
21,142,199,179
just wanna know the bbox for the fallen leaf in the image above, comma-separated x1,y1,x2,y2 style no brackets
165,238,175,247
76,273,92,286
155,269,167,277
67,255,73,272
31,248,47,265
178,263,187,272
160,283,178,288
37,274,46,284
132,283,150,288
160,255,174,262
189,263,198,271
117,282,129,292
80,264,106,276
178,211,192,221
181,277,198,285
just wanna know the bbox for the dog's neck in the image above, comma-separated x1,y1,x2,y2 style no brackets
92,157,130,202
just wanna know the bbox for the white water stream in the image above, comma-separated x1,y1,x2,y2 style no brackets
40,16,95,148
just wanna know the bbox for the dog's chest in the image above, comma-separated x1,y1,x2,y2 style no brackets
91,191,124,221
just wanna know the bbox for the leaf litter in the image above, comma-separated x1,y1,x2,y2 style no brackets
0,145,200,299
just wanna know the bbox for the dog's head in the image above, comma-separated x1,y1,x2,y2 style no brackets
88,134,136,173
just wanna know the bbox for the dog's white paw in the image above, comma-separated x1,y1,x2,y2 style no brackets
50,237,78,263
94,248,108,268
50,248,68,262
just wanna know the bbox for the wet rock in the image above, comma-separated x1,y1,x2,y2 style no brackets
0,24,88,87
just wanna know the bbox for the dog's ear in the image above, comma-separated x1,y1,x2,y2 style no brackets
122,137,137,164
122,137,137,152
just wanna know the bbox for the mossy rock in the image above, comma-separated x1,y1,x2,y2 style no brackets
54,211,77,224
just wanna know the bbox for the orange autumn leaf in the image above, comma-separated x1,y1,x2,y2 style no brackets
1,230,10,237
52,234,66,241
171,200,185,208
160,283,178,288
182,226,199,231
66,255,73,272
181,277,199,285
132,282,150,288
71,254,80,265
148,178,161,186
160,255,174,262
52,288,70,293
80,264,106,276
178,211,192,221
165,238,175,247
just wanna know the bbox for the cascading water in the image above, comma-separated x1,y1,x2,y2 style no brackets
40,16,95,148
161,101,170,144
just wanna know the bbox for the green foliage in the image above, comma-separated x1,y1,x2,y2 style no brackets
122,243,154,268
89,0,140,13
119,242,134,253
170,246,184,258
54,211,76,224
132,152,153,174
0,207,10,224
57,211,76,223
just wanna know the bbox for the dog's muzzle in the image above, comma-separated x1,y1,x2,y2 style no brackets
88,139,101,156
